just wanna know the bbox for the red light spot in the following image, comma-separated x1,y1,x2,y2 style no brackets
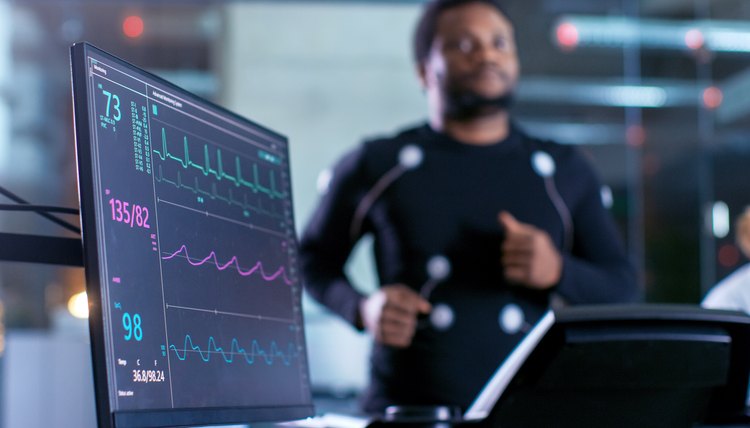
123,15,144,39
718,244,740,268
703,86,723,110
626,125,646,148
556,22,579,51
643,153,661,176
685,29,704,50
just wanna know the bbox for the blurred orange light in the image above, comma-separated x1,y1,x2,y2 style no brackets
703,86,723,110
68,291,89,319
123,15,144,39
626,125,646,148
685,29,704,50
556,22,579,51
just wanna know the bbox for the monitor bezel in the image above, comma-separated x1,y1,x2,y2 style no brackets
70,41,314,428
465,304,750,426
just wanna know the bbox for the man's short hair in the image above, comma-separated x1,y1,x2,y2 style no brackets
413,0,511,66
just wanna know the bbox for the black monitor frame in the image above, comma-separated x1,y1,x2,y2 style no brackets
70,42,314,428
464,304,750,427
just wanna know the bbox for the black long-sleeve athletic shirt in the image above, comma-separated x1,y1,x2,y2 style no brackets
299,123,639,412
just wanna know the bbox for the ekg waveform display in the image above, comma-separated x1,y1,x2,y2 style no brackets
78,47,310,413
169,335,299,366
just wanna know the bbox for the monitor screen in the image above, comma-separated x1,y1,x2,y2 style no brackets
464,305,750,427
70,42,313,428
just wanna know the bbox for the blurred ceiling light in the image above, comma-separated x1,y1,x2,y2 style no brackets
708,27,750,53
123,15,145,39
517,121,625,145
557,16,750,53
712,201,730,239
68,291,89,319
606,86,668,108
518,79,692,108
703,86,723,109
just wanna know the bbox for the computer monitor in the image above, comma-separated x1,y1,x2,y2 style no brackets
464,305,750,427
70,42,314,428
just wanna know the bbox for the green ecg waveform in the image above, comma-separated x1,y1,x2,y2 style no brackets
155,165,283,219
152,128,287,200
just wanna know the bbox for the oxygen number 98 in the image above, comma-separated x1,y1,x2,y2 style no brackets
122,312,143,342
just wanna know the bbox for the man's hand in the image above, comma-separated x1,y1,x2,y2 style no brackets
359,284,432,348
498,211,562,289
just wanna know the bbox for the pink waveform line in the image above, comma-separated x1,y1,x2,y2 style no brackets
162,244,293,285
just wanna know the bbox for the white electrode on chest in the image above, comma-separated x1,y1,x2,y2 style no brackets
399,145,423,169
499,303,525,335
531,151,556,178
427,255,451,281
430,303,455,331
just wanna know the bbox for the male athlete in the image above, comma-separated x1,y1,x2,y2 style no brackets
300,0,639,412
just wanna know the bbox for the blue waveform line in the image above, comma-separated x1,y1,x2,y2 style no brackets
170,335,299,366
